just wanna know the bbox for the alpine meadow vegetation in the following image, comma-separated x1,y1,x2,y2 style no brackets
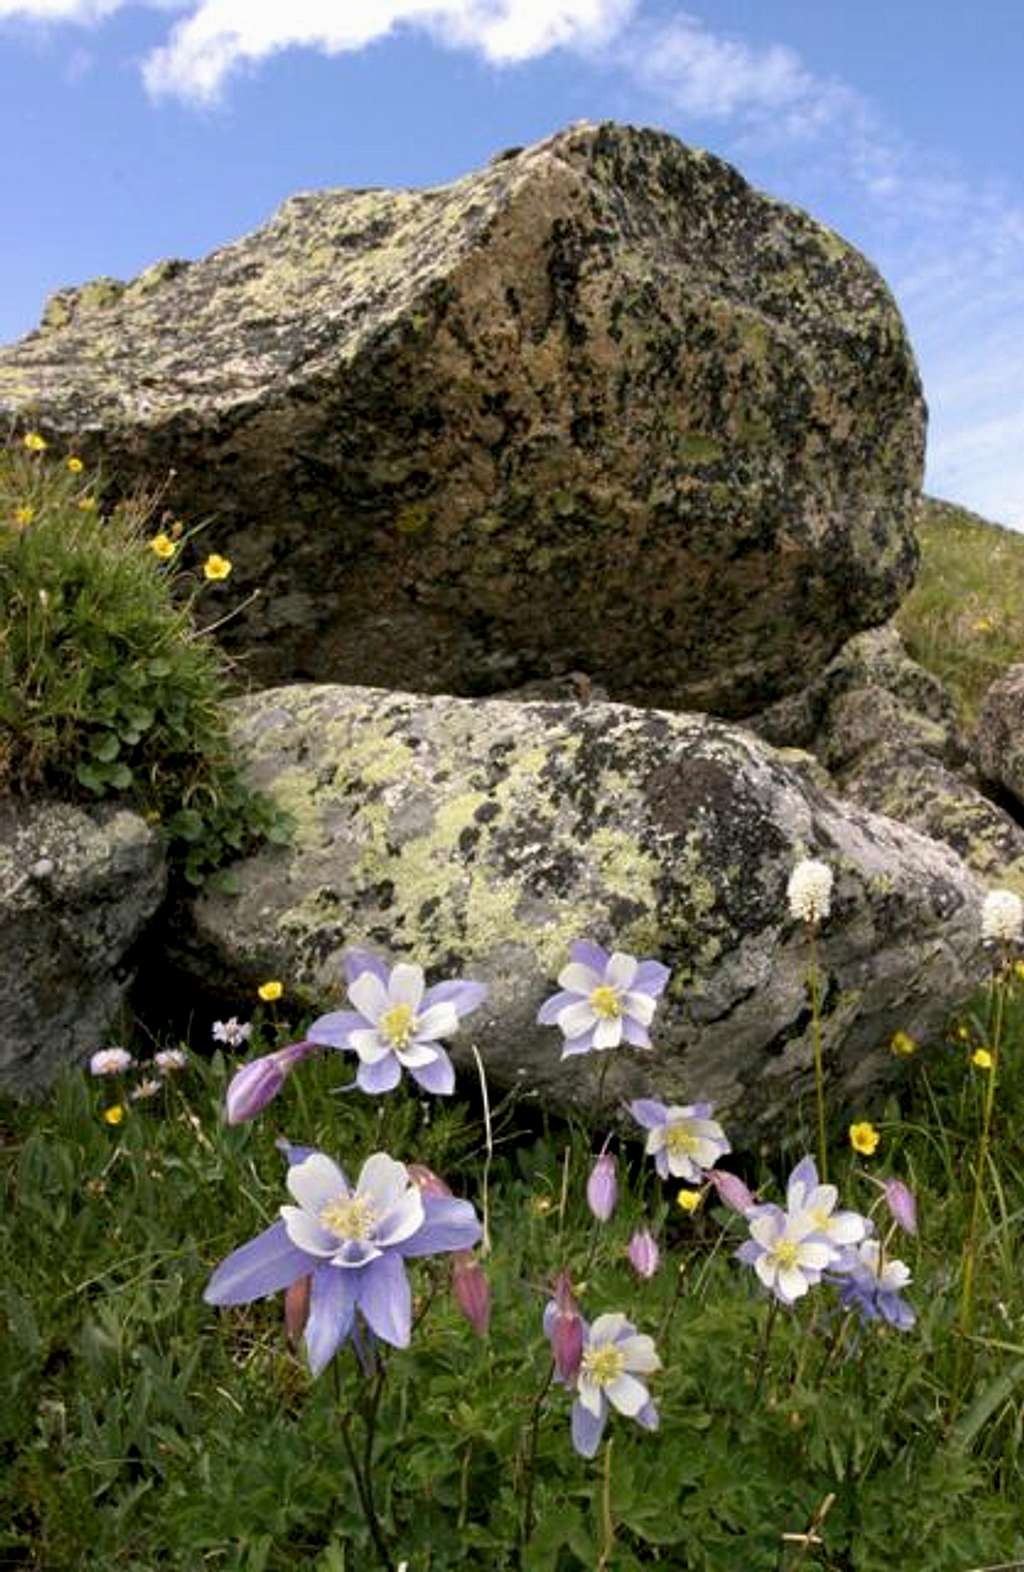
5,472,1024,1569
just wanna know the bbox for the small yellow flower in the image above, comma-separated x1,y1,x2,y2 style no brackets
677,1187,702,1214
530,1195,553,1216
258,979,283,1002
23,431,47,452
849,1121,880,1156
13,505,34,527
67,456,84,473
889,1029,917,1057
103,1104,125,1126
78,496,97,512
148,532,176,560
1015,960,1024,982
973,615,995,634
170,519,184,539
972,1048,994,1071
203,553,232,581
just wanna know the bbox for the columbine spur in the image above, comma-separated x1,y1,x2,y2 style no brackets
537,940,670,1056
204,1149,481,1375
629,1098,730,1183
305,949,487,1095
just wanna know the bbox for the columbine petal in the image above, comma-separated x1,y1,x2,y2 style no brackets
348,1029,392,1063
635,1400,659,1431
593,1016,623,1050
305,1266,356,1376
348,971,390,1023
409,1051,456,1095
577,1376,605,1418
394,1041,440,1069
558,961,603,994
343,949,390,986
797,1242,835,1271
411,1002,459,1041
358,1055,403,1094
288,1153,349,1216
374,1188,426,1250
589,1311,630,1343
571,1397,607,1458
204,1220,309,1306
630,1099,669,1130
622,991,656,1026
280,1204,343,1258
621,1017,652,1047
537,989,579,1025
605,1372,649,1417
422,979,488,1016
398,1196,482,1257
605,951,638,991
355,1250,412,1348
617,1334,661,1374
560,1027,598,1058
306,1009,368,1048
633,960,670,996
569,939,610,974
358,1153,412,1215
387,962,426,1010
777,1266,811,1302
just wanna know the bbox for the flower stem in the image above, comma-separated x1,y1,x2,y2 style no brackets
471,1043,493,1255
519,1360,556,1555
596,1439,616,1572
808,927,828,1184
753,1298,779,1402
333,1357,392,1570
959,966,1007,1351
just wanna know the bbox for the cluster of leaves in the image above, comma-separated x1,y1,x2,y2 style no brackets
0,432,288,885
4,979,1024,1571
896,495,1024,725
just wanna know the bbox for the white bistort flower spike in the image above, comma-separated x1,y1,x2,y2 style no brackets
787,858,833,924
982,888,1024,944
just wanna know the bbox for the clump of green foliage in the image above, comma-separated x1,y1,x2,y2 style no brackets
0,429,288,885
896,496,1024,726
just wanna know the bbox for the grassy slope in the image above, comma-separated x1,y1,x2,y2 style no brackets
896,496,1024,726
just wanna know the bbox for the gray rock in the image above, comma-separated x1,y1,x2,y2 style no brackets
974,664,1024,810
0,800,167,1096
170,684,986,1135
0,121,923,717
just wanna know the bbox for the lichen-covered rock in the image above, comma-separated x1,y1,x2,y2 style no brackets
170,684,986,1134
0,122,923,716
747,626,965,766
974,664,1024,810
836,749,1024,895
0,800,167,1095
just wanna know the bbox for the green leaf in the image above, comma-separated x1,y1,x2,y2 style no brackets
950,1358,1024,1450
90,733,120,763
147,656,173,678
107,762,133,789
166,808,204,842
75,761,107,794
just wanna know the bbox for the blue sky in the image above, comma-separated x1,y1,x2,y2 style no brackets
2,1,1022,526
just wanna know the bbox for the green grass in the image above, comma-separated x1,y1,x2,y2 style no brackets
896,496,1024,727
3,980,1024,1571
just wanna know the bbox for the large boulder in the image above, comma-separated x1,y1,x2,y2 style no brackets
0,800,167,1096
974,664,1024,810
165,684,985,1134
0,122,923,716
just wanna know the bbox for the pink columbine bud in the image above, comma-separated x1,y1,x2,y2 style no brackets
452,1251,491,1337
707,1167,755,1215
284,1274,312,1343
882,1178,918,1236
627,1228,660,1279
225,1041,317,1125
548,1270,584,1384
407,1163,453,1198
586,1152,618,1221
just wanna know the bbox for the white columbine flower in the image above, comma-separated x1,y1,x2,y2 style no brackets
154,1048,189,1073
737,1206,835,1305
89,1047,134,1076
787,858,833,924
785,1157,867,1249
982,888,1024,943
212,1017,252,1048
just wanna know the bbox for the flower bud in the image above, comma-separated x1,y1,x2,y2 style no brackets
407,1163,453,1199
452,1251,491,1337
546,1270,584,1385
284,1274,312,1342
882,1177,917,1237
225,1041,317,1125
707,1167,755,1215
627,1228,659,1279
586,1152,617,1221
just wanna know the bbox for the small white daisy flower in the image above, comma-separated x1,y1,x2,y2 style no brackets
982,888,1024,943
787,859,833,924
89,1047,134,1076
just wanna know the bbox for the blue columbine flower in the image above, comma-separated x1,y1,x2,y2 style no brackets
569,1312,661,1458
305,949,487,1095
736,1203,835,1305
204,1148,481,1375
833,1239,916,1330
784,1156,868,1250
629,1098,731,1182
537,941,670,1056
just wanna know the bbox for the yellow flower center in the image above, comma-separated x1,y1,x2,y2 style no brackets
320,1195,377,1242
768,1239,800,1272
582,1342,625,1389
809,1206,831,1231
665,1125,698,1157
588,985,622,1020
380,1002,416,1048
